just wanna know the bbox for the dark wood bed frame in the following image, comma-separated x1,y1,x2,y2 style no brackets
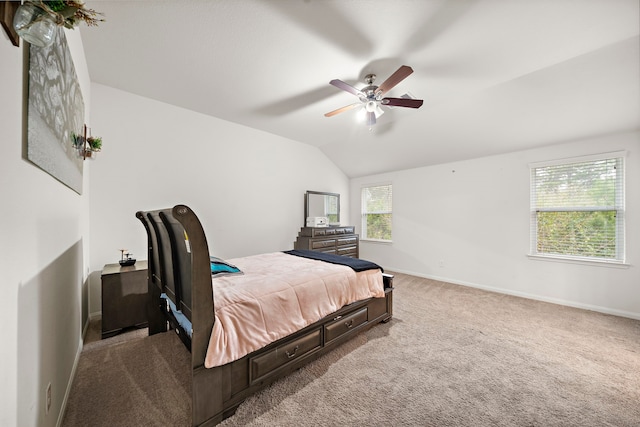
136,205,394,426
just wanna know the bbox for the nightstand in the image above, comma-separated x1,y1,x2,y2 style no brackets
101,260,148,338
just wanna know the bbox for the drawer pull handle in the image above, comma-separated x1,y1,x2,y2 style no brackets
344,319,354,328
285,345,299,359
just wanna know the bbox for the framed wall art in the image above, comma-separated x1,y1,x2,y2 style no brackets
27,26,85,194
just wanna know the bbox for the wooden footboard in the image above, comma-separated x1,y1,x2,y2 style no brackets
137,205,393,426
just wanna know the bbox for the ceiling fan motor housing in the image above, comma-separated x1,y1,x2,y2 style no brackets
361,74,381,104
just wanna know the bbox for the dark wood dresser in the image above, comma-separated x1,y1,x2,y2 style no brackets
101,260,148,338
294,226,359,257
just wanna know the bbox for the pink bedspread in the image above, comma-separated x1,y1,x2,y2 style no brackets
204,252,384,368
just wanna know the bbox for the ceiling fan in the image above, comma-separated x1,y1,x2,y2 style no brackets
324,65,423,126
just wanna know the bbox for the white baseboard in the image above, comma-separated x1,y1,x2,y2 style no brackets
386,267,640,321
56,336,83,427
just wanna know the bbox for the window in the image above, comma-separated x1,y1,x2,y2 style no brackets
530,153,625,263
362,184,392,241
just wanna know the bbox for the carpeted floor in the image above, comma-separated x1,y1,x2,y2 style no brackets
62,273,640,426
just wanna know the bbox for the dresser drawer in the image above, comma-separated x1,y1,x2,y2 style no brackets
299,227,356,237
336,246,357,257
250,328,322,383
318,248,338,254
337,237,357,246
311,239,336,250
325,307,368,343
336,227,355,234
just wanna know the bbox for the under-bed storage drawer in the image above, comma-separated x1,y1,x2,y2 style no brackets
250,328,322,383
324,307,368,343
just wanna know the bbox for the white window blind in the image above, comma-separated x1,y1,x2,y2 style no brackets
530,154,625,262
362,184,392,241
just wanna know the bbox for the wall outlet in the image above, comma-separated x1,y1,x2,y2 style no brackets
45,382,51,415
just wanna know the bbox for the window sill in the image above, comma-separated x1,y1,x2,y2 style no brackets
527,254,630,269
361,239,393,244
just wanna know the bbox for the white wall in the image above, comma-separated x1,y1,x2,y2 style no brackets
0,29,91,427
87,84,350,316
351,132,640,319
1,20,636,427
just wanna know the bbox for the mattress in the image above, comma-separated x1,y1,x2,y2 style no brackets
204,251,384,368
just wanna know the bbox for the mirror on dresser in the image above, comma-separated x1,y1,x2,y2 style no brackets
304,190,340,226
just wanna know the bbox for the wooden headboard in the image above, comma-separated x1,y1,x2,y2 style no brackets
136,205,214,369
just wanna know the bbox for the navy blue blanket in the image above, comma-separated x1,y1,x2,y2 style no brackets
284,249,383,273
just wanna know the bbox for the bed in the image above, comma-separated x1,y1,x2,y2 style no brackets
136,204,394,426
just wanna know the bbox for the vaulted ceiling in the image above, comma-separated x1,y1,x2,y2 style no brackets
79,0,640,177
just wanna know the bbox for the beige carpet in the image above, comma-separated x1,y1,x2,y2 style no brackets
62,273,640,426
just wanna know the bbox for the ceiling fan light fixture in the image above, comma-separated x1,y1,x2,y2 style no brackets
366,111,376,127
358,102,384,126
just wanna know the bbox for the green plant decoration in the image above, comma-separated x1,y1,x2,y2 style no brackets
29,0,104,29
87,136,102,151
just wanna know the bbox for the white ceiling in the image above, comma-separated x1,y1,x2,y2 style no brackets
79,0,640,178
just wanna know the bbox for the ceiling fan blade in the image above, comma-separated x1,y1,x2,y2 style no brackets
329,79,363,97
324,103,361,117
381,97,424,108
366,111,376,126
376,65,414,96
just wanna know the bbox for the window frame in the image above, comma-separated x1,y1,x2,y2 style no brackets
528,151,626,266
361,183,393,243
